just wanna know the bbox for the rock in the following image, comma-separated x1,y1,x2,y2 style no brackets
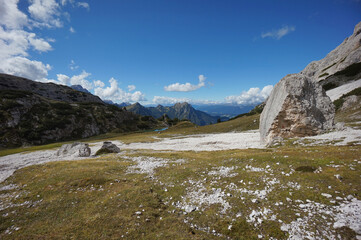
260,74,335,145
56,142,91,157
341,95,360,111
95,141,121,155
301,22,361,83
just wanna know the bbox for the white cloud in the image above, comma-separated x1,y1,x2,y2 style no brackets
261,26,295,40
1,56,51,81
28,0,62,28
153,96,192,105
94,80,105,88
225,85,273,105
69,59,79,70
28,33,53,52
56,73,70,85
0,0,90,82
152,96,220,105
69,26,75,33
128,85,136,91
95,78,146,103
55,70,93,90
164,74,207,92
0,0,28,29
77,2,90,10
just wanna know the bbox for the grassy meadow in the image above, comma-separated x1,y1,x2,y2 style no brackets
0,114,360,239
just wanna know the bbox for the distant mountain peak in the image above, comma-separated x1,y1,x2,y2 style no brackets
126,101,218,126
70,85,90,94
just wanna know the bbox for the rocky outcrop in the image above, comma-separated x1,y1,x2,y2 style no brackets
260,74,335,145
301,22,361,83
95,142,121,155
57,142,91,157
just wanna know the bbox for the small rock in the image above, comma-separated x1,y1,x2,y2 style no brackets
135,211,142,215
346,195,354,201
184,205,197,213
95,142,120,155
334,174,343,180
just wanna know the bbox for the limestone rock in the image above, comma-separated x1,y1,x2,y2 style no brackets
340,95,360,111
260,74,335,145
301,21,361,82
95,141,121,155
56,142,91,157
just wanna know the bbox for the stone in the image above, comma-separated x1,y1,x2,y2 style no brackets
56,142,91,157
260,74,335,145
301,21,361,82
341,95,360,111
95,141,121,155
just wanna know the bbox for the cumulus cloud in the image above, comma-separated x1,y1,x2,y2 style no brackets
28,0,62,28
94,80,105,88
128,85,136,91
164,74,207,92
1,56,51,81
225,85,273,105
0,0,28,29
56,70,93,90
69,26,75,33
261,26,295,40
95,78,146,103
0,0,88,81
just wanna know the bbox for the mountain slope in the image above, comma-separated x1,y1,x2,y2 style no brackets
0,75,159,148
0,74,104,104
301,22,361,93
126,102,219,126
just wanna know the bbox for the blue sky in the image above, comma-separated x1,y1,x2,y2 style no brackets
1,0,360,106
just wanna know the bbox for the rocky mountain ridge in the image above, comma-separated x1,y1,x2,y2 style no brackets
0,75,159,148
126,102,219,126
301,22,361,91
0,74,103,104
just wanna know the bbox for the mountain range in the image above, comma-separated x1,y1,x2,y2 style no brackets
126,102,220,126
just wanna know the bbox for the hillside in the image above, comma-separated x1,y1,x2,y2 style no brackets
0,74,103,104
126,102,219,126
0,75,160,148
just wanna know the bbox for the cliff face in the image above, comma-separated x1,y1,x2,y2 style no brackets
0,75,158,148
301,22,361,90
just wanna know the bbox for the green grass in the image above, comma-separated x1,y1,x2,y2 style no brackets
1,112,360,239
1,145,360,239
318,72,329,78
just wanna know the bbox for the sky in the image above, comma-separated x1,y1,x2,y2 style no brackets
0,0,360,106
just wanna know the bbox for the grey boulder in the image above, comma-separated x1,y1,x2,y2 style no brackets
57,142,91,157
260,74,335,145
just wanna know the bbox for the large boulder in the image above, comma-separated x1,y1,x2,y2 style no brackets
56,142,91,157
95,141,121,155
260,74,335,145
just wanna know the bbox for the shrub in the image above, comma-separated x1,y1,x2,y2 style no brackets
323,82,337,91
295,166,316,172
